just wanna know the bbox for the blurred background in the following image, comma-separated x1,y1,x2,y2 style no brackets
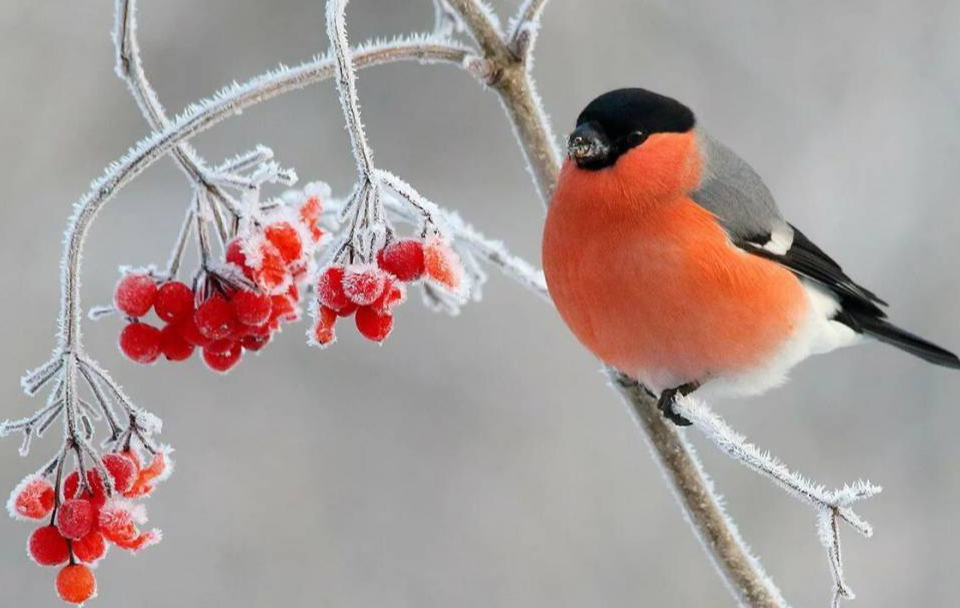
1,1,958,606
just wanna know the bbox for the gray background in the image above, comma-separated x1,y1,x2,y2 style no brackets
1,1,958,606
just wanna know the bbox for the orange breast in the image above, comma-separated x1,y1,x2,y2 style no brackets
543,159,808,391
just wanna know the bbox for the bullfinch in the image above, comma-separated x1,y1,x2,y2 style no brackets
542,88,959,425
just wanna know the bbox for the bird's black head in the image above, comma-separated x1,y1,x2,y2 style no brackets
568,88,696,170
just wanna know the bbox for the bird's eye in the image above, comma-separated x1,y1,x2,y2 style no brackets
625,131,647,147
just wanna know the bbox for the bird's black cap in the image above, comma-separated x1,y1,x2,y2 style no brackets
569,88,695,169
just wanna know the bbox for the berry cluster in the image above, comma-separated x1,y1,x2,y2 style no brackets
7,449,171,604
114,194,324,373
311,235,463,346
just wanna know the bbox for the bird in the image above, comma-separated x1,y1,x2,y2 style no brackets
542,88,959,425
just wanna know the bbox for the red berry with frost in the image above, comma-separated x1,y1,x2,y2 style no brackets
73,531,107,564
28,526,70,566
355,306,394,342
311,306,338,347
299,195,324,242
317,265,350,311
102,453,137,494
424,236,463,291
114,273,157,317
254,244,290,293
154,281,194,323
56,498,95,540
265,221,303,264
56,564,97,605
177,314,212,348
9,476,55,520
225,239,255,279
343,265,386,306
371,277,406,315
241,334,270,352
119,322,161,364
160,322,195,361
232,289,273,326
195,295,238,341
203,341,242,373
377,240,425,281
63,471,106,508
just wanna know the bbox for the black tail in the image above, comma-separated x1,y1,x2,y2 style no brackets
836,311,960,369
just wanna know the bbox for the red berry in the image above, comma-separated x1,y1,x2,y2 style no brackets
299,195,324,242
241,334,270,352
232,289,273,326
56,564,96,605
114,273,157,317
254,244,290,293
28,526,70,566
119,322,161,364
311,306,338,347
355,306,394,342
154,281,194,323
72,531,107,564
102,454,137,494
265,221,303,265
203,341,242,373
371,277,406,315
317,265,350,311
377,240,425,281
176,315,211,348
225,239,255,279
56,498,95,540
160,322,195,361
9,476,55,520
195,295,238,341
424,236,462,291
343,265,386,306
63,471,106,508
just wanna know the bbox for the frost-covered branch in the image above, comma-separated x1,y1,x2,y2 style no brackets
507,0,551,57
673,395,881,606
445,0,561,203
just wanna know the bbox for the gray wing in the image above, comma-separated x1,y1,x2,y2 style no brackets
692,131,790,247
692,129,886,310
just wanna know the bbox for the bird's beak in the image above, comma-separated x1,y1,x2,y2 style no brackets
567,122,611,169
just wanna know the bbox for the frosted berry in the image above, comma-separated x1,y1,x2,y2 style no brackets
377,240,425,281
154,281,194,323
343,265,386,306
317,265,351,311
225,239,255,279
253,244,290,293
103,453,138,494
312,306,337,347
9,476,55,520
28,526,70,566
355,306,394,342
56,498,95,540
203,341,242,373
177,315,212,348
371,277,406,315
63,471,106,508
56,564,96,605
424,237,462,291
195,295,238,341
160,322,195,361
72,531,107,564
119,322,162,364
299,195,324,242
114,273,157,317
241,334,270,352
265,221,303,264
232,289,273,326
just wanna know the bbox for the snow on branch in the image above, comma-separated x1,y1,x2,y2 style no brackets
673,394,882,606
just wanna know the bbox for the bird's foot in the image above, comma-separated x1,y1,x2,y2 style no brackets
657,382,700,426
